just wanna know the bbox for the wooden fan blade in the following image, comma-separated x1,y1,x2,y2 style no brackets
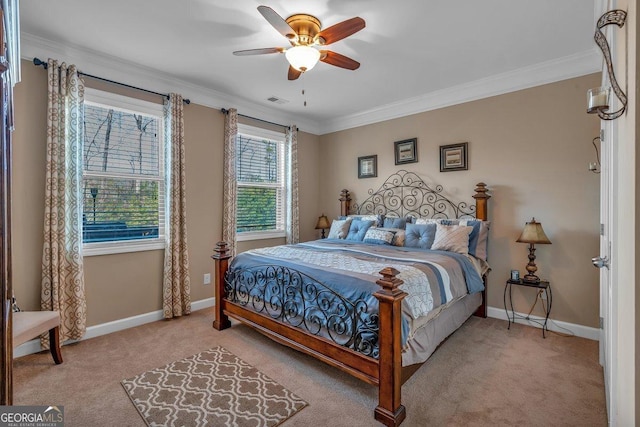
233,47,284,56
317,17,365,45
258,6,297,39
320,50,360,70
288,66,302,80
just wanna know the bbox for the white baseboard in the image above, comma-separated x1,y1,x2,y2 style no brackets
487,306,600,341
15,299,598,358
14,297,216,359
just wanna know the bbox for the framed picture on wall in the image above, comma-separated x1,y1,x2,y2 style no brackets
440,142,468,172
358,155,377,179
394,138,418,165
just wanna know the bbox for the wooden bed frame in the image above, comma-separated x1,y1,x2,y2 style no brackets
212,172,490,426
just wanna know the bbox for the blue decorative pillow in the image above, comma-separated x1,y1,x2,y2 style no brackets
404,223,437,249
345,219,375,241
363,228,396,245
383,217,406,229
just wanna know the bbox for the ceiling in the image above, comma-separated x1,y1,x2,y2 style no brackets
20,1,600,134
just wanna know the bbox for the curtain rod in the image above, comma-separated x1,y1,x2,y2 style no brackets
220,108,296,131
33,57,191,104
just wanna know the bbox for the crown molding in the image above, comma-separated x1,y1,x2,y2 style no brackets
317,49,601,134
20,33,321,134
22,32,600,136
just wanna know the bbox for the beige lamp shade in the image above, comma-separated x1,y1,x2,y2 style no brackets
315,214,330,230
516,217,551,245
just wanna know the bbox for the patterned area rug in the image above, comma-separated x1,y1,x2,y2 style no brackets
122,347,307,427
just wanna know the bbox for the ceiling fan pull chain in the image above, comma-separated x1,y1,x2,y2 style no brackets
302,75,307,107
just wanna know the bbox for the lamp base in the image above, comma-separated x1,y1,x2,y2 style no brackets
522,243,541,284
522,274,541,284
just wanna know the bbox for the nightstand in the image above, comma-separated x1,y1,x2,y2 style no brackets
504,278,552,338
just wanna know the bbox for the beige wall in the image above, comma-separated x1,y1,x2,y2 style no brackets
12,59,321,327
12,58,601,330
636,2,640,420
318,74,602,328
13,60,48,312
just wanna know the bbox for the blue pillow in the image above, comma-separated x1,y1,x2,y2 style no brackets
404,223,437,249
345,219,375,241
383,217,406,229
463,220,481,254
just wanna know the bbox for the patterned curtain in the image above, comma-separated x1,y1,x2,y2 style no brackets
162,93,191,319
41,59,86,347
222,109,238,255
285,125,299,244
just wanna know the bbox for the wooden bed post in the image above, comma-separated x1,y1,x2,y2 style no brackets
473,183,491,318
374,267,407,427
211,241,231,330
473,182,490,221
340,189,351,217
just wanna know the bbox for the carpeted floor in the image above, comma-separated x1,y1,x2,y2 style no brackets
13,308,607,426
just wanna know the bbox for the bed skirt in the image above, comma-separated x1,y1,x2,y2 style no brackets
403,292,481,366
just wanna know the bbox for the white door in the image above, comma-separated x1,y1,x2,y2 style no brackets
596,125,613,421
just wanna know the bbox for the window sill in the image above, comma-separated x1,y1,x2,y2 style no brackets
236,231,286,242
83,239,165,257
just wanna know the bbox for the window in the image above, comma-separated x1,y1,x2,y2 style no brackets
236,124,286,241
82,89,165,255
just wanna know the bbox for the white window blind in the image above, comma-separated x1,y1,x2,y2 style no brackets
82,89,165,255
236,125,286,239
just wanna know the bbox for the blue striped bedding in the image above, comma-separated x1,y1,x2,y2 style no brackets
227,239,485,353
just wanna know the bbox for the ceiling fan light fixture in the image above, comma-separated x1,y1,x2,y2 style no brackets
285,46,321,72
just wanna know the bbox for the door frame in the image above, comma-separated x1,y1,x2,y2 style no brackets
598,0,637,424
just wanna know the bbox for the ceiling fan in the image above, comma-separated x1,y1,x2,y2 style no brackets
233,6,366,80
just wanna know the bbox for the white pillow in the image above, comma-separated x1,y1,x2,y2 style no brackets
415,218,457,225
363,228,396,245
431,224,473,254
327,219,352,239
347,214,380,227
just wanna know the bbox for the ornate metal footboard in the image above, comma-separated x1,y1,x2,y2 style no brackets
213,242,407,426
225,264,380,358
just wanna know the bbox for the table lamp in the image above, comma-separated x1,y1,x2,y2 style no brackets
315,214,330,239
516,217,551,283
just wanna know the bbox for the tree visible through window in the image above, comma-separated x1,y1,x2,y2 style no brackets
82,90,164,249
236,129,285,235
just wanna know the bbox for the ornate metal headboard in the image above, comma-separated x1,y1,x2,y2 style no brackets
339,170,490,221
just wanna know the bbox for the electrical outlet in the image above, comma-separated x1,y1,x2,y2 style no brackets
204,273,211,285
